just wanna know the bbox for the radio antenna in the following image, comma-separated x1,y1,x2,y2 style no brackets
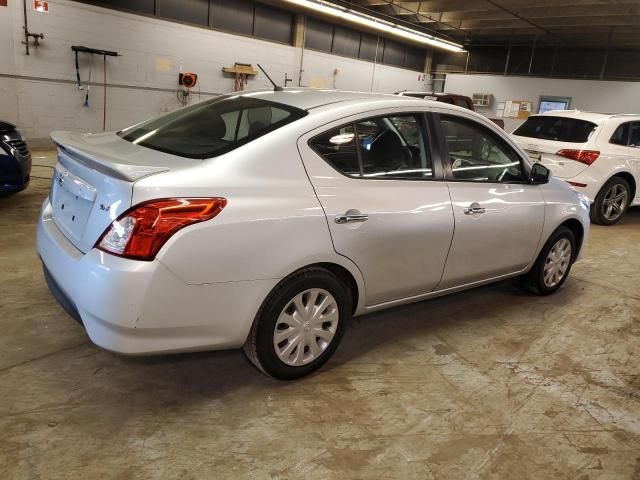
257,64,283,92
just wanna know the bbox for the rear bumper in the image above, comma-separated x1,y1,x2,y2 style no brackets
37,200,277,355
533,158,600,202
560,177,599,203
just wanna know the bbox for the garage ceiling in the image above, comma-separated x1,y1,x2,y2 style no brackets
350,0,640,47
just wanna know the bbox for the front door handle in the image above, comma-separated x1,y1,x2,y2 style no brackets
464,203,486,215
335,210,369,224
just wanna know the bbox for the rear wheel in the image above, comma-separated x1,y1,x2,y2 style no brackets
244,267,351,380
522,226,575,295
591,176,630,225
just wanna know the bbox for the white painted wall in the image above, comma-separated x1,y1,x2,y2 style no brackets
445,73,640,132
0,0,428,145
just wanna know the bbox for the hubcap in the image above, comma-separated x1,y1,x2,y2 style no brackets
273,288,339,366
602,183,628,221
543,238,572,288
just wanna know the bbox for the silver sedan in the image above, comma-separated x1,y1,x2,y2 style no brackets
37,89,590,379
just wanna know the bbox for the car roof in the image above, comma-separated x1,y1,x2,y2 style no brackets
233,88,431,111
534,109,640,123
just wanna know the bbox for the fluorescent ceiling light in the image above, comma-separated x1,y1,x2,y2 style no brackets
283,0,465,53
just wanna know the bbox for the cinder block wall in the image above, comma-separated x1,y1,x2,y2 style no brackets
0,0,429,146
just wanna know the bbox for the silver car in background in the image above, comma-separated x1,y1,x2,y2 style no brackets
37,89,590,380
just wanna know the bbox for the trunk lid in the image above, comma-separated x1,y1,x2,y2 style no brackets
49,131,200,252
512,136,591,179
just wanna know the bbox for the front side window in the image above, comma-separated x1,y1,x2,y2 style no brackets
310,114,433,179
610,122,630,146
441,115,524,183
120,96,306,159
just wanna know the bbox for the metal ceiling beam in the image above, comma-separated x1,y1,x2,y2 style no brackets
350,0,640,48
358,0,636,12
433,15,640,30
418,3,639,22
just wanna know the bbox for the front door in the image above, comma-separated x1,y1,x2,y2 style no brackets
298,111,454,306
435,113,546,289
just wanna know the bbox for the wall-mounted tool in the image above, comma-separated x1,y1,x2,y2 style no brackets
222,63,257,92
179,72,198,89
176,72,198,107
71,46,119,130
22,0,45,55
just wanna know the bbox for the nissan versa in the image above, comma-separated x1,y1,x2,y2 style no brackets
37,89,590,380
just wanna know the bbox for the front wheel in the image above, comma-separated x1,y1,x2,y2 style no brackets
521,226,576,295
590,176,630,225
243,267,351,380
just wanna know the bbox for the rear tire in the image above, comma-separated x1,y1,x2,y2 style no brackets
521,226,575,296
590,176,630,225
243,267,351,380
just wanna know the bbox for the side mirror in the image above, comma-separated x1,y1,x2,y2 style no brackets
530,163,550,185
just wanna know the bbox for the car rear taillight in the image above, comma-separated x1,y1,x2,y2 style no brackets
556,149,600,165
96,198,226,260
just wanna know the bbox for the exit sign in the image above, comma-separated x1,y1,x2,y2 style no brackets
33,0,49,12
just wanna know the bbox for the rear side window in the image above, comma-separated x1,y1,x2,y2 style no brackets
610,122,630,146
310,125,360,176
119,97,306,159
310,114,433,179
631,123,640,147
513,116,597,143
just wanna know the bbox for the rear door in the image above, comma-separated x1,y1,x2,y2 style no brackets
435,112,545,289
612,121,640,204
298,110,454,306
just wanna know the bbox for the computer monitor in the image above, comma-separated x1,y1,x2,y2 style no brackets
538,96,572,114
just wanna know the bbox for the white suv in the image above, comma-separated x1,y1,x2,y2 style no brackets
511,110,640,225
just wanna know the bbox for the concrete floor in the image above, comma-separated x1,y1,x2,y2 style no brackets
1,150,639,479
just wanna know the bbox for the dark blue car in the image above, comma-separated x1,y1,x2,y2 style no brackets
0,121,31,195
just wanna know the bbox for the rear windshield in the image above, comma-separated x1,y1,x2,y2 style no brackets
513,116,597,143
119,96,307,159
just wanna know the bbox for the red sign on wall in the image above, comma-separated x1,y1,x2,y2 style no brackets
0,0,8,7
33,0,49,12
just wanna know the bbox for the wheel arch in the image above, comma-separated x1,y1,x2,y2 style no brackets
559,218,585,260
264,258,365,316
313,262,360,314
610,171,636,203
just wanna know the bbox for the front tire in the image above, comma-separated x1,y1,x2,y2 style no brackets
590,176,630,225
522,226,576,295
244,267,351,380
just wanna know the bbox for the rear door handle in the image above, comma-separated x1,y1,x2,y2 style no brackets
464,203,486,215
335,210,369,224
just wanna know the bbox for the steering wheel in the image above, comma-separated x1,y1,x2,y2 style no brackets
478,138,492,161
496,166,510,182
452,156,474,170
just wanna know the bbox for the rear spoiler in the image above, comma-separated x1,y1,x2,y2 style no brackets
51,131,171,182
